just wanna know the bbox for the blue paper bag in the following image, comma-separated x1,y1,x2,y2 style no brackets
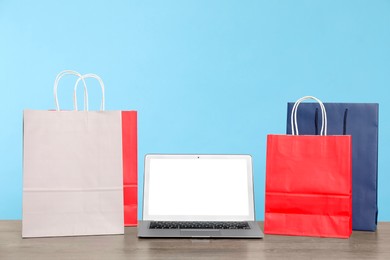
286,103,378,231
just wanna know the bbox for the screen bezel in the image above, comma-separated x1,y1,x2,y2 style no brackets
142,154,255,221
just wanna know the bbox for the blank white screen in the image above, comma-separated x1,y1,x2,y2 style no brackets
146,158,250,221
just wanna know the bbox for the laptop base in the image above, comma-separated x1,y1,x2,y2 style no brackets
137,221,264,238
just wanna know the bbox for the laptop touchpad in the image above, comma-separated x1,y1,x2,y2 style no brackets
180,230,221,237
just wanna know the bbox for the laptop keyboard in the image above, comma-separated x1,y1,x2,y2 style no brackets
149,221,250,230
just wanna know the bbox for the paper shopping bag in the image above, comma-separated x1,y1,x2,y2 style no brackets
22,71,135,237
264,96,352,238
122,111,138,226
286,102,378,231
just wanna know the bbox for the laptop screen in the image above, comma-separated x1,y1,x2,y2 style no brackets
143,155,255,221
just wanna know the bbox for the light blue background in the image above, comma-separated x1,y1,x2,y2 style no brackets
1,0,389,221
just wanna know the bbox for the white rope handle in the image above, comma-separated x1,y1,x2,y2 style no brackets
54,70,89,111
291,96,327,136
73,73,105,111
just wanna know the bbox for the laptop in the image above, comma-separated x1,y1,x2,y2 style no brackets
138,154,264,238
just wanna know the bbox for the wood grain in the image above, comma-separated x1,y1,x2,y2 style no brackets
1,221,389,259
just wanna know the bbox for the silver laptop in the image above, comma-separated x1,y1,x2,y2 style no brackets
138,154,264,238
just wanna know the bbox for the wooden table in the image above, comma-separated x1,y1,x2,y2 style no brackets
1,221,389,259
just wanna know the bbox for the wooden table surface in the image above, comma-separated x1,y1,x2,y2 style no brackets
1,221,389,259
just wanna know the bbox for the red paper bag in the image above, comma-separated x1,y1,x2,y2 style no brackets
122,111,138,226
264,96,352,238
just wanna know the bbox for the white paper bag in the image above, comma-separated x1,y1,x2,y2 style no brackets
22,71,124,237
